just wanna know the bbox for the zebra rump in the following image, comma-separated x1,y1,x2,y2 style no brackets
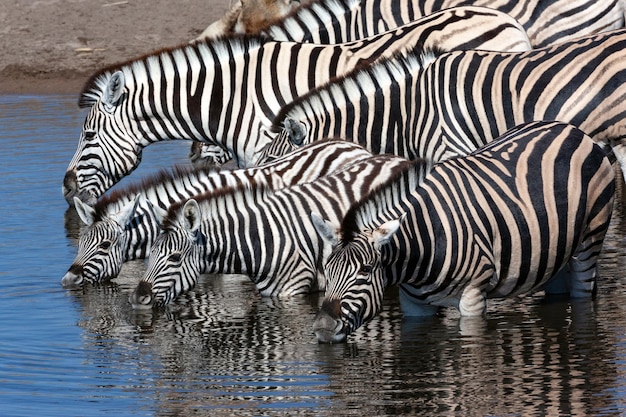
61,140,376,288
312,121,615,343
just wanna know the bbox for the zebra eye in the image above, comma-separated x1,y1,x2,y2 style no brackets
359,265,373,275
99,241,111,250
168,253,182,263
84,130,97,140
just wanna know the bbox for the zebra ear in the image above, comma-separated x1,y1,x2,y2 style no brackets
111,194,142,227
74,197,95,227
145,199,168,225
102,71,125,110
311,212,339,246
283,118,307,146
371,218,403,249
182,199,202,233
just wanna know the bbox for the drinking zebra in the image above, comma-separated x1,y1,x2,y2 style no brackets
62,6,530,206
61,140,374,288
129,153,412,309
311,121,615,343
259,28,626,183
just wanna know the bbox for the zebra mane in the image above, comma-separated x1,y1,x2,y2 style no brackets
162,176,274,232
340,158,432,246
92,164,218,221
78,34,269,108
270,47,441,133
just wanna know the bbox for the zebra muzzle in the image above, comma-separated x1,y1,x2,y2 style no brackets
61,267,84,289
313,299,347,343
129,281,154,310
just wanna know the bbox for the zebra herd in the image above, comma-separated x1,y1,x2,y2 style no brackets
62,0,626,343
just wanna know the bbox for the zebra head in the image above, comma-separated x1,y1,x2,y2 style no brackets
64,71,143,206
312,212,402,343
61,195,141,288
256,118,308,164
130,199,204,309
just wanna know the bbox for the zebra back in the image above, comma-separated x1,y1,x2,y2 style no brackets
61,140,375,288
265,0,624,47
313,121,615,342
262,28,626,184
130,153,412,309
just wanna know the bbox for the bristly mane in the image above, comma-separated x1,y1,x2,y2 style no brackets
78,33,270,108
269,46,442,133
161,175,274,232
340,158,432,246
92,164,218,221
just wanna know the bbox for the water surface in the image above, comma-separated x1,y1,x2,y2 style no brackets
1,95,625,416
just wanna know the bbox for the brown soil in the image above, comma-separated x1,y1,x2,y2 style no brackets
0,0,233,94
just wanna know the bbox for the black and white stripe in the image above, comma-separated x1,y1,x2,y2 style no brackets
312,121,615,343
260,28,626,183
265,0,624,47
129,153,412,309
61,140,376,288
62,6,531,205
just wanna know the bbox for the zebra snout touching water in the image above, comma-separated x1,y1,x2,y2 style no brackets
312,121,615,343
61,140,376,288
129,154,412,310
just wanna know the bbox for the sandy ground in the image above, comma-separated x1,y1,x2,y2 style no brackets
0,0,233,94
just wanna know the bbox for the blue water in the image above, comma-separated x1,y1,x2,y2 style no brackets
1,95,625,416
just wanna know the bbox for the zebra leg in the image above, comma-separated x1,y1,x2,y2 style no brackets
543,265,572,295
398,285,438,317
567,254,598,299
458,285,486,317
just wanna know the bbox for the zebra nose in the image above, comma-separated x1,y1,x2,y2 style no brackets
61,266,84,289
313,299,346,343
130,281,154,310
63,170,78,203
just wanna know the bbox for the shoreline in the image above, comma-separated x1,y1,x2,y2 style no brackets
0,75,87,95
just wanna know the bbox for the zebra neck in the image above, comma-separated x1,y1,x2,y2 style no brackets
198,194,272,278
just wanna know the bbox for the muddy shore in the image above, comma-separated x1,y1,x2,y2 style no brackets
0,0,232,94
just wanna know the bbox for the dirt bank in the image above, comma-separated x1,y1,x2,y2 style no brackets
0,0,232,94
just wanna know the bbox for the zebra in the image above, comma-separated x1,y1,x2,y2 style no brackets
129,153,412,309
62,6,531,206
311,121,615,343
263,0,624,47
60,140,376,288
258,28,626,185
191,0,625,166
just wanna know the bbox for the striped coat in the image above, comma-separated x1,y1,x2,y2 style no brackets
62,6,530,206
61,140,375,288
312,121,615,342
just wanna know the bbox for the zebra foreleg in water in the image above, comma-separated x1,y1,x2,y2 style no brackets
61,140,375,288
312,121,615,343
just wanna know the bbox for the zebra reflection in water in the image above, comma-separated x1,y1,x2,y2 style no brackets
67,273,622,416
